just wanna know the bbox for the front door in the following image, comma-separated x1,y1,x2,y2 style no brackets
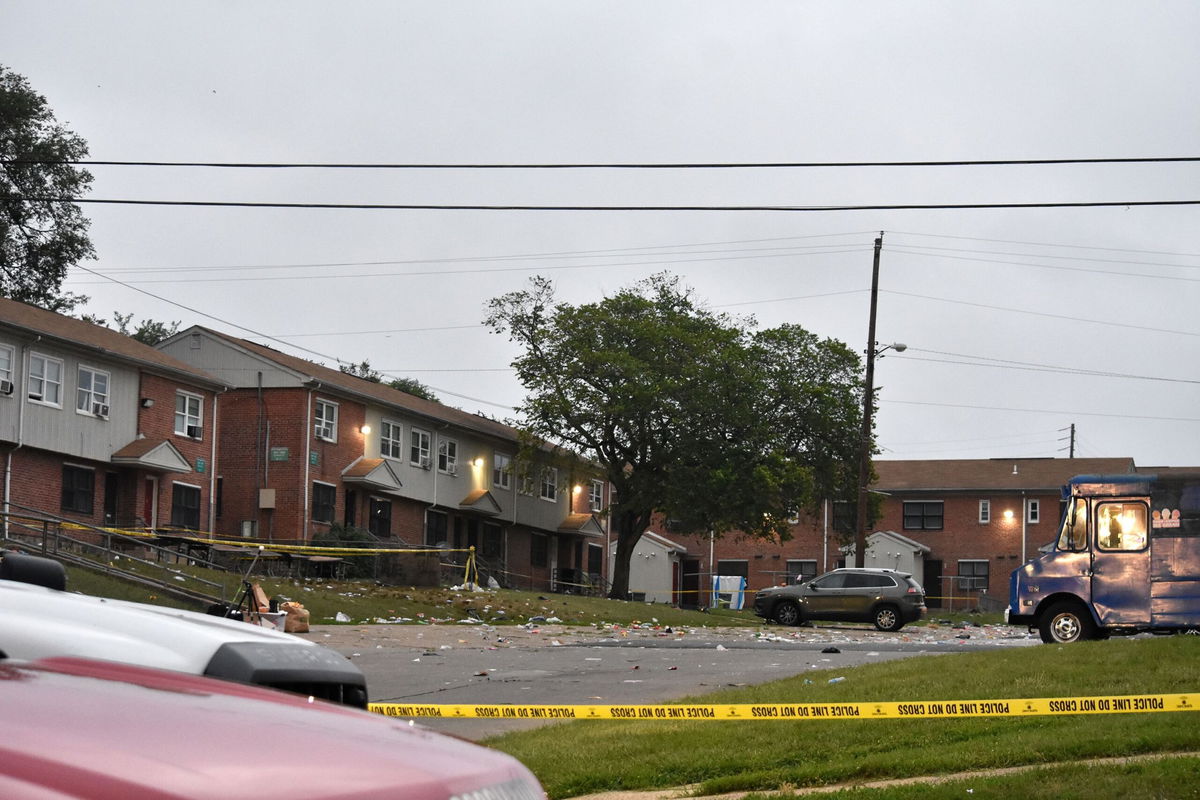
1090,499,1151,625
142,477,158,529
924,560,943,609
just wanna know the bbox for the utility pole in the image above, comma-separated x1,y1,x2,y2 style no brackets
1059,424,1076,458
854,234,883,569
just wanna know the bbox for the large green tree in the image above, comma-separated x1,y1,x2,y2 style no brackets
0,64,94,313
486,274,864,599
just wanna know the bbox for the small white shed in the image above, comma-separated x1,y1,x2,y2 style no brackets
610,530,689,603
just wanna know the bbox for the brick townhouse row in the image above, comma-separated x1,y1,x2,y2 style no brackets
648,457,1165,608
0,299,609,593
0,298,222,541
157,325,610,591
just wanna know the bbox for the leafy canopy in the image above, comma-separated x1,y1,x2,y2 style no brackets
487,274,863,597
0,64,94,312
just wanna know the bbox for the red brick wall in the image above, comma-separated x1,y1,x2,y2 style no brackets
215,388,374,542
874,492,1061,599
135,373,217,531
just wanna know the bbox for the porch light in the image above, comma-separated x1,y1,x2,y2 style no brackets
359,424,371,435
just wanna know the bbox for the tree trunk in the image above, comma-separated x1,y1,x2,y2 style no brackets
607,508,650,600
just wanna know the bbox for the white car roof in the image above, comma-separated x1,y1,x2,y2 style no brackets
0,580,312,672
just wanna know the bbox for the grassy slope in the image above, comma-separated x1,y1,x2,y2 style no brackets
488,637,1200,799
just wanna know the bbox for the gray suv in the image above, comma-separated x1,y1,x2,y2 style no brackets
753,568,926,631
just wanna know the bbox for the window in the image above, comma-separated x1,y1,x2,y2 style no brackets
314,399,338,442
379,420,403,459
831,500,855,534
170,483,201,529
1096,502,1148,552
312,482,336,523
493,452,512,489
588,479,604,512
531,533,548,567
540,467,558,502
438,438,458,474
957,560,989,591
1057,497,1088,551
844,572,897,589
0,344,14,388
1027,499,1040,524
517,462,535,496
811,572,847,590
76,366,110,417
61,465,94,514
786,559,817,584
368,497,391,537
410,428,431,467
716,559,749,579
979,499,991,524
175,392,203,438
903,501,944,531
28,353,63,406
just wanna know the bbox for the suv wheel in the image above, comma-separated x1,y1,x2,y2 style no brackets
872,605,903,632
773,600,802,626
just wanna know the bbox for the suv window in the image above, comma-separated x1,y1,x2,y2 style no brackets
843,573,896,589
811,573,846,590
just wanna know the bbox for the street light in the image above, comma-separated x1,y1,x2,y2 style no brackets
853,233,906,568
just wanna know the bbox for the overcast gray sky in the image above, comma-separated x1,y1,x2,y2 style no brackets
4,2,1199,466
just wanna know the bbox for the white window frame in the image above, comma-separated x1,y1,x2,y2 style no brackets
379,419,404,460
76,365,110,418
588,479,604,512
28,352,63,407
978,499,991,524
0,344,14,390
540,467,558,502
438,438,458,475
957,559,990,591
1027,499,1040,524
493,452,512,490
314,398,338,442
410,428,431,468
175,391,203,438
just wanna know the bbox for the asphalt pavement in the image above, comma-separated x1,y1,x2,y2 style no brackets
302,620,1038,739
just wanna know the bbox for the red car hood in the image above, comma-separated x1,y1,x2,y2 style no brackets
0,658,543,800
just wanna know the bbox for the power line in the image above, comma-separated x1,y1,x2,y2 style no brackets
82,237,869,275
896,350,1200,385
12,156,1200,169
20,196,1200,212
890,230,1200,260
70,245,865,285
883,290,1200,338
885,398,1200,423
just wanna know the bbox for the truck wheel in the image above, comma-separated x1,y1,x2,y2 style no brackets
1039,602,1096,644
773,600,802,626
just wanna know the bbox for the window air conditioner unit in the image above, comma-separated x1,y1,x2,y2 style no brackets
315,423,333,440
447,464,457,476
0,379,13,395
93,403,109,417
419,456,431,470
186,425,202,438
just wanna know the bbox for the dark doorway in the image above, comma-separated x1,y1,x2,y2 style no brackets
925,560,943,609
680,558,702,609
103,472,120,525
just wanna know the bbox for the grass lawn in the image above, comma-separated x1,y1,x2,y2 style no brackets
487,636,1200,799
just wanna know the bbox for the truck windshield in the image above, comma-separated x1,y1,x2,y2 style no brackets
1057,498,1088,551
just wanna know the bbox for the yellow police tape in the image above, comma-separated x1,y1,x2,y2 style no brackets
370,693,1198,721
